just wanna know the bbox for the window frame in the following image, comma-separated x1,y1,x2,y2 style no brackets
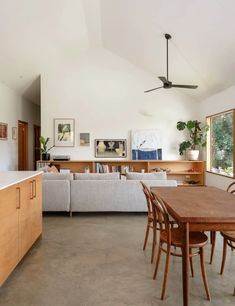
206,108,235,179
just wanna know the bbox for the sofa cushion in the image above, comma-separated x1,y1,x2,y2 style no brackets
74,172,120,180
42,173,73,180
70,179,177,212
71,180,146,212
126,172,167,180
140,179,177,187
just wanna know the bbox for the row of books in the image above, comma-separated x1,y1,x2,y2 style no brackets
96,163,131,173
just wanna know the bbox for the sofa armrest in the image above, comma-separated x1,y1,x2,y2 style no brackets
42,180,70,212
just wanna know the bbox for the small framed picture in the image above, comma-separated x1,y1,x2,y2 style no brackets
12,127,17,140
0,123,8,140
95,139,127,158
54,118,75,147
80,133,90,146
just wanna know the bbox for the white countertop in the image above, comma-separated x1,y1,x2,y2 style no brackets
0,171,43,191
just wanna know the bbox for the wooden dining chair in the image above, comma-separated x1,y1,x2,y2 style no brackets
140,181,157,264
151,194,211,301
220,231,235,275
210,181,235,264
140,182,177,264
227,181,235,194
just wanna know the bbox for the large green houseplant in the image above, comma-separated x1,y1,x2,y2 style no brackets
39,136,54,161
177,120,209,160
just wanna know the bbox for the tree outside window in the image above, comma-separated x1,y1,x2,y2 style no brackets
206,110,234,177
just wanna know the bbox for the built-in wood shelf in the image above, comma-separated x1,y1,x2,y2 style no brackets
37,160,205,186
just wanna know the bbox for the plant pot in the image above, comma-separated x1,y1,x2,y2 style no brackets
187,150,199,161
42,153,50,161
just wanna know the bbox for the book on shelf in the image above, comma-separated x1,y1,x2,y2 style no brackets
95,163,130,173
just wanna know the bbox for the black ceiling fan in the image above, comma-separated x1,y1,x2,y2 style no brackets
144,33,198,93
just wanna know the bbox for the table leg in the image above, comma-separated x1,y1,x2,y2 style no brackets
182,222,189,306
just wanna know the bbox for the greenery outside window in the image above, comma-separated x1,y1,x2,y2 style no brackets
206,109,234,177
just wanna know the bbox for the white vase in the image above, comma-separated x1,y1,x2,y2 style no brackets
188,150,199,161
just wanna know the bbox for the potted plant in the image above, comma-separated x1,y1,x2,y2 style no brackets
176,120,209,160
39,136,54,161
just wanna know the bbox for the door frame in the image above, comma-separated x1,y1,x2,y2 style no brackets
33,124,41,170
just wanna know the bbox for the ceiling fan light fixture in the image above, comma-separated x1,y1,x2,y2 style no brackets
145,33,198,93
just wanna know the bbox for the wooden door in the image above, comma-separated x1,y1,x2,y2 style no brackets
18,121,28,170
34,125,41,170
0,185,19,285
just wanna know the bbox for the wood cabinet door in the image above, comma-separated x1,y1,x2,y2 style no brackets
19,176,42,260
31,175,42,243
0,185,19,285
19,179,34,260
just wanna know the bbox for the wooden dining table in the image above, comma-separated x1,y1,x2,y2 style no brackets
151,186,235,306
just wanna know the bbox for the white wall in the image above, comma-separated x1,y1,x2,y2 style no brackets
0,81,40,171
200,85,235,189
41,48,199,160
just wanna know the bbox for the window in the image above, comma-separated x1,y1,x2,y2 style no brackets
206,109,234,177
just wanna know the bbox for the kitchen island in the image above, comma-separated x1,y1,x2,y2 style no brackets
0,171,42,286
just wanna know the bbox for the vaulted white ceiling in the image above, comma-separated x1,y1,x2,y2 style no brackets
0,0,235,103
100,0,235,101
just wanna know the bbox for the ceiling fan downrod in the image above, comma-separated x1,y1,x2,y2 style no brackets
165,33,171,81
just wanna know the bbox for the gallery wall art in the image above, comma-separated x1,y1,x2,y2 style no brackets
12,127,17,140
80,133,90,146
95,139,127,158
131,129,162,160
0,123,8,140
54,118,75,147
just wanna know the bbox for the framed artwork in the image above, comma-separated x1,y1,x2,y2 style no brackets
0,123,8,140
12,127,17,140
80,133,90,146
54,118,75,147
95,139,127,158
131,129,162,160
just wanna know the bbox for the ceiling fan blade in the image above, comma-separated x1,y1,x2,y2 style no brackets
158,76,169,84
144,86,163,93
171,84,198,89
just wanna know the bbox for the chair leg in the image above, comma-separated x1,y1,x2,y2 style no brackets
199,247,211,301
151,223,157,264
153,241,162,280
161,244,171,300
231,241,234,251
210,231,213,244
189,248,194,278
143,223,150,251
210,231,216,264
220,238,227,275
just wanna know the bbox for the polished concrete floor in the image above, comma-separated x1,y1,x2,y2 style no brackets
0,214,234,306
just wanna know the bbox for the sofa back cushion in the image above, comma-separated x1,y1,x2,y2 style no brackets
126,172,167,180
42,173,73,180
70,179,177,212
74,172,120,180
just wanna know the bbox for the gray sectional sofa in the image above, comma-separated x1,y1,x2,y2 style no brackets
42,172,177,214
